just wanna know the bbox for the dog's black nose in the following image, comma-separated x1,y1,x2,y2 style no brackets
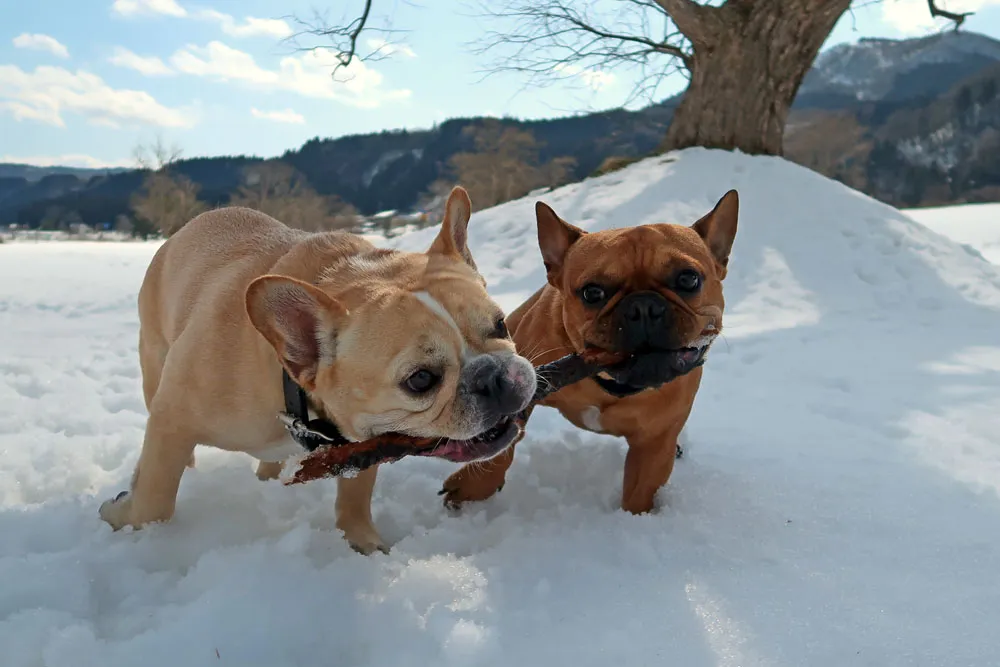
617,291,674,352
471,364,522,415
625,293,667,323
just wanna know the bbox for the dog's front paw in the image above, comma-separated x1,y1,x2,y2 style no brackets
255,460,284,481
99,490,134,531
439,466,506,510
337,519,389,556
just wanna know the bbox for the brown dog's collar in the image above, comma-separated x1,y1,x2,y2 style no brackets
592,374,648,398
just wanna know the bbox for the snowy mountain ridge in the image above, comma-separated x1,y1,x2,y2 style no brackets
799,30,1000,103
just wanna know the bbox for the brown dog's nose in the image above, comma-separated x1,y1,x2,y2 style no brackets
617,291,673,352
625,294,667,323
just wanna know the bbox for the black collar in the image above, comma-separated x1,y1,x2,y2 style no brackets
280,370,350,451
592,375,647,398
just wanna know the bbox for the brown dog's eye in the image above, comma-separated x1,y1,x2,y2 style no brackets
404,369,440,394
580,284,606,305
491,316,509,339
675,270,702,294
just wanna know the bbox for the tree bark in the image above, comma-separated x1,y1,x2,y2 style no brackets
662,0,852,156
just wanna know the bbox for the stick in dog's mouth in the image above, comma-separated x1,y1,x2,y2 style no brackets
283,346,698,485
417,417,522,463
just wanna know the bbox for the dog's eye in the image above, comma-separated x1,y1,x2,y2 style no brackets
580,283,607,305
675,270,702,293
404,369,440,394
491,316,509,339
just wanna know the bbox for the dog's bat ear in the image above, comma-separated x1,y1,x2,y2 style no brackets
428,185,477,271
536,201,585,287
692,189,739,276
245,275,347,391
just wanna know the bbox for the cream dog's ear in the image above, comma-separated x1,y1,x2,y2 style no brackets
427,185,477,270
245,275,347,390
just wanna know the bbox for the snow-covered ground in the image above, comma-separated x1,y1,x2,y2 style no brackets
3,148,1000,667
905,201,1000,265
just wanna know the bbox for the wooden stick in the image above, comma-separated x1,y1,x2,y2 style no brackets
285,352,609,485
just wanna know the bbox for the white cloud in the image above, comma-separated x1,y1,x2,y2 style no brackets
109,47,173,76
196,10,293,39
553,63,616,91
251,107,305,124
111,3,291,38
170,41,411,108
366,38,417,59
881,0,998,33
12,34,70,59
112,0,186,17
0,154,134,169
0,65,196,128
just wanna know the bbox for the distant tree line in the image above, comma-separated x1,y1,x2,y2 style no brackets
111,125,579,238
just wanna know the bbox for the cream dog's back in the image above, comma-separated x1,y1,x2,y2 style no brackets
101,188,537,554
137,207,371,454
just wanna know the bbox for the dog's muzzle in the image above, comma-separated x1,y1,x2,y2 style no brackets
594,329,714,398
615,291,682,353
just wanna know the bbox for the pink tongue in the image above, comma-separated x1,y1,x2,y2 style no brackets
418,439,465,459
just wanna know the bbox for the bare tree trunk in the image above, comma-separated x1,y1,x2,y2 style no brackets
662,0,852,156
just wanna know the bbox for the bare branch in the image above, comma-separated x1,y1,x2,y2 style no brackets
283,1,412,75
926,0,973,29
650,0,714,45
470,0,692,109
132,134,183,171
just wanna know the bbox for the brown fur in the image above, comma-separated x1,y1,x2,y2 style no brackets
99,187,536,554
441,191,739,514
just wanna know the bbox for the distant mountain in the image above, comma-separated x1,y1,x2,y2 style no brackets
4,31,1000,228
788,58,1000,207
796,31,1000,108
0,164,129,183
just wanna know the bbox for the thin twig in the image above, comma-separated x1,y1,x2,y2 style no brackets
926,0,973,29
468,0,692,108
281,1,411,75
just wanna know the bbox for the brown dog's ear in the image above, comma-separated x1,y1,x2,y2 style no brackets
536,201,585,287
428,185,476,270
691,189,739,276
245,275,346,391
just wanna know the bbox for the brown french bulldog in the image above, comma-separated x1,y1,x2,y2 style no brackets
440,190,739,514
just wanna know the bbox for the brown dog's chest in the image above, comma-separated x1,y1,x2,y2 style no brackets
541,368,703,439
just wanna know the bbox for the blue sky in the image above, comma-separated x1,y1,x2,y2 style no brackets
3,0,1000,169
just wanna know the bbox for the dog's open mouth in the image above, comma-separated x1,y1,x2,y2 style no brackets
594,345,710,398
416,417,522,463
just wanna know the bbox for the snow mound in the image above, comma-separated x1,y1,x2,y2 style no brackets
906,201,1000,265
3,148,1000,666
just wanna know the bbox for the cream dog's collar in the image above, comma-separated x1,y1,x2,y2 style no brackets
280,370,351,451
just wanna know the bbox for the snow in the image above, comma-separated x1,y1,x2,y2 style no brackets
4,148,1000,666
905,202,1000,265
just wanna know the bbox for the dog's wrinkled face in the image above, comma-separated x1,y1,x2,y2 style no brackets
536,190,739,395
246,186,536,463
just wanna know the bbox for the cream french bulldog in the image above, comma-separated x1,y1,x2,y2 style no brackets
99,186,536,554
